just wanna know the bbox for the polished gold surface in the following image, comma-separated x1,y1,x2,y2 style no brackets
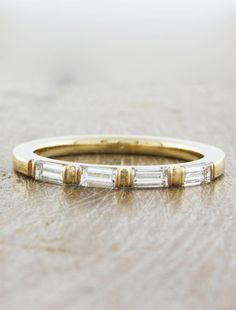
115,167,135,187
63,166,81,185
169,167,184,186
35,141,203,161
13,135,225,187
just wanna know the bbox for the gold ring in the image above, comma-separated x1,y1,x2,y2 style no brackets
13,135,225,188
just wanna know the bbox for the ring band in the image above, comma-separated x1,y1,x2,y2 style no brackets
13,135,225,188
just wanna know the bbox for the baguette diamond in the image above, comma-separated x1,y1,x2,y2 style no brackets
35,161,65,184
134,166,169,188
14,135,225,188
183,162,212,187
81,166,116,188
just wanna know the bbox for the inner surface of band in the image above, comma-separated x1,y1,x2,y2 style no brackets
34,140,204,162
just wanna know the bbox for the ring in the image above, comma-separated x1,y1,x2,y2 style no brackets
13,135,225,188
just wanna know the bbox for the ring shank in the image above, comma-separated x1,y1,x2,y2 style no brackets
13,135,225,187
35,141,203,161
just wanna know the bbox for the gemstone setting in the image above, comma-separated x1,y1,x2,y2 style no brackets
35,161,65,184
182,162,212,187
134,166,169,188
33,161,213,188
80,166,117,188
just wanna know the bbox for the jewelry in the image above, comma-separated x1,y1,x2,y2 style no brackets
13,135,225,188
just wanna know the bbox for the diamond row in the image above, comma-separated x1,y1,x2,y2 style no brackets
34,161,212,188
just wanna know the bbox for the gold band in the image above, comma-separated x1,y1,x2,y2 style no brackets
13,135,225,188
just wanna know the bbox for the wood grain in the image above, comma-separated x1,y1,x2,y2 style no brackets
0,3,236,310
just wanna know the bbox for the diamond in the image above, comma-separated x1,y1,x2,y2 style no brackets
35,161,65,184
80,166,116,188
134,166,168,188
183,162,212,187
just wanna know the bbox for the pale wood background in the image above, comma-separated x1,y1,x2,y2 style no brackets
0,2,236,310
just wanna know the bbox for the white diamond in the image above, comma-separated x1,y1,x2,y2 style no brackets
183,163,212,187
81,166,116,188
134,166,168,188
35,161,65,184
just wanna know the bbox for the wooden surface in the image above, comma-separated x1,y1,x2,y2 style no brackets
1,2,236,310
